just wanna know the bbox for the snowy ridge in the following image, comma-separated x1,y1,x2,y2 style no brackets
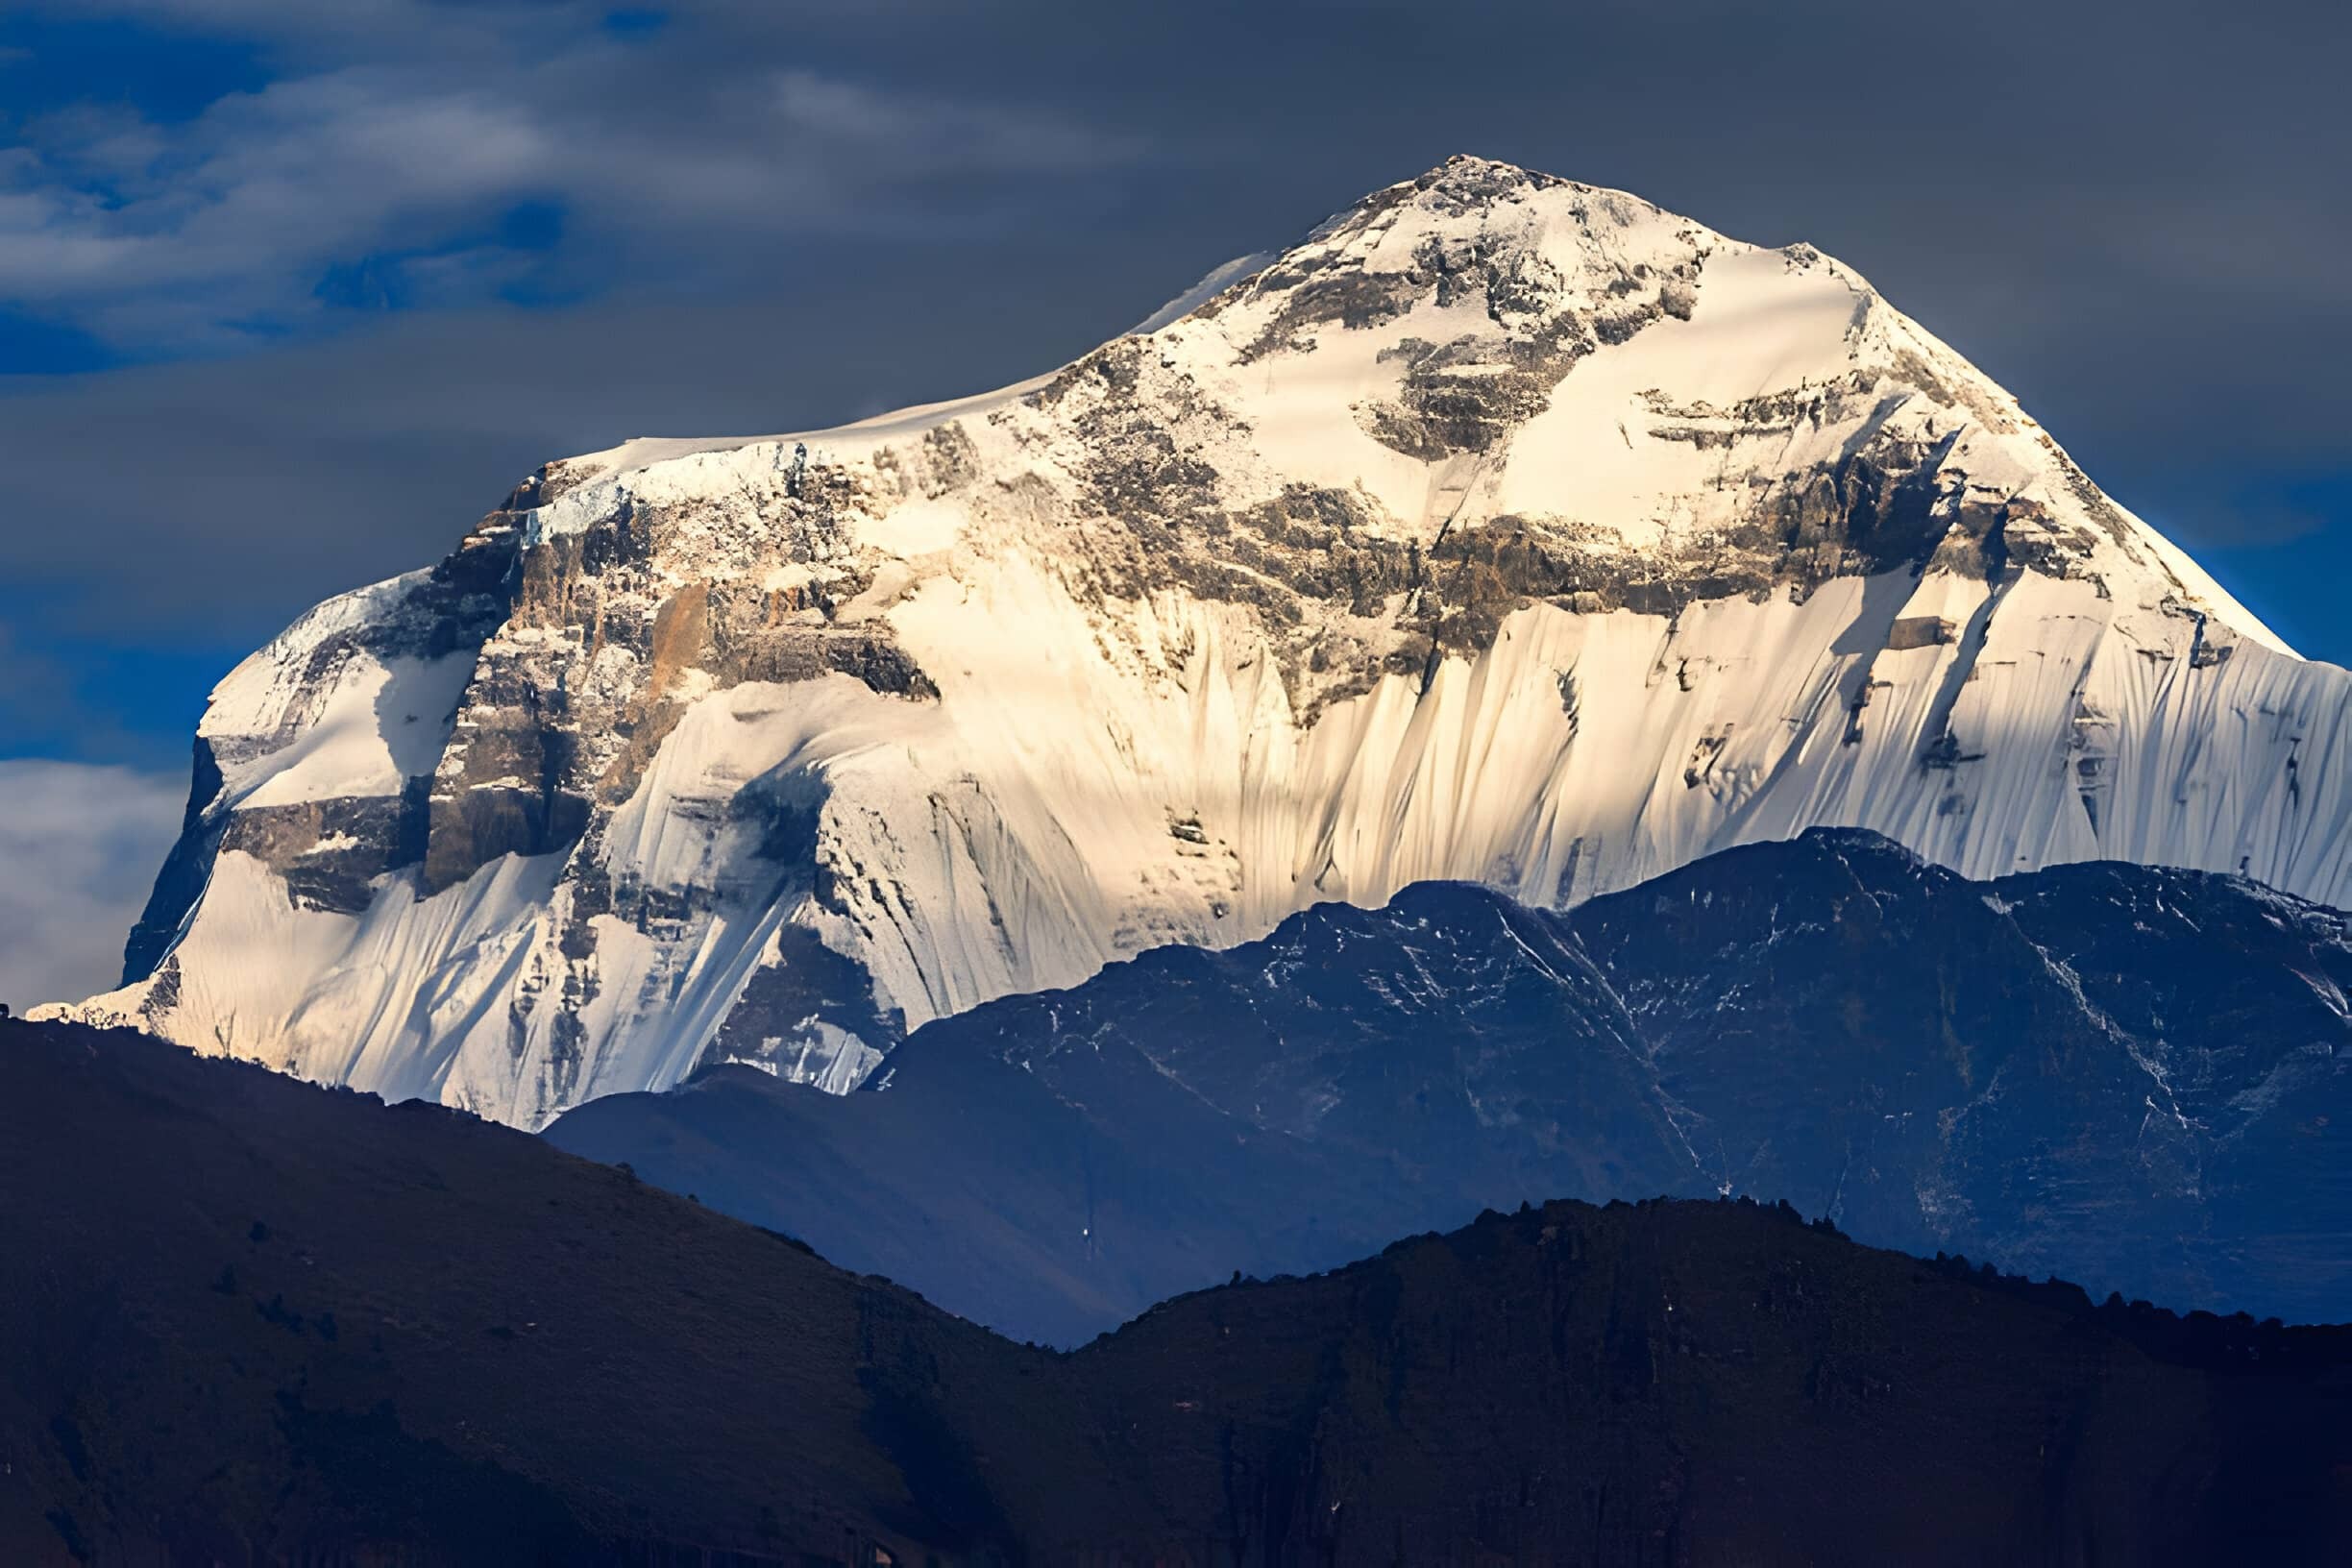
47,156,2349,1127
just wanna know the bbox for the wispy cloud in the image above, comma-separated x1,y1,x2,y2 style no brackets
0,5,1149,351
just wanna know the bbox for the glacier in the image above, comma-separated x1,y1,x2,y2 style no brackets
49,155,2352,1128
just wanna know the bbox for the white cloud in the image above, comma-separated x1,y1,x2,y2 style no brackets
0,761,185,1009
0,8,1151,351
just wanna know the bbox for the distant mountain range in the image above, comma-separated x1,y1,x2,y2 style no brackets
7,1014,2348,1566
551,830,2352,1343
50,156,2352,1130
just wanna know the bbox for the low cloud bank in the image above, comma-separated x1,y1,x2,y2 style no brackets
0,760,184,1009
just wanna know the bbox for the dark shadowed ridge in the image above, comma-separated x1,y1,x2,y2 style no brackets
551,828,2352,1344
7,1014,2352,1564
551,873,1707,1347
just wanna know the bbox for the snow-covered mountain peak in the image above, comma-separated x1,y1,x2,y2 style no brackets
50,158,2340,1126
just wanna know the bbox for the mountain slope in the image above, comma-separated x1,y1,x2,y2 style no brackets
1575,831,2352,1309
551,882,1708,1346
6,1015,2351,1565
551,831,2352,1342
56,154,2352,1126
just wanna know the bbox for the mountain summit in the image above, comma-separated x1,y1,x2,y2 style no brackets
56,155,2352,1125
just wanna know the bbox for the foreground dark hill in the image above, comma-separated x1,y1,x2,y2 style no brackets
0,1019,1074,1565
552,830,2352,1343
8,1017,2352,1565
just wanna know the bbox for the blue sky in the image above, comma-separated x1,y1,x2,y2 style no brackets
0,0,2347,994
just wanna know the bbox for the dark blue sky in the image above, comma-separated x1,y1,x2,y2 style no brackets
3,0,2347,770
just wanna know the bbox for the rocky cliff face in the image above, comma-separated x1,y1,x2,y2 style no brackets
54,155,2352,1126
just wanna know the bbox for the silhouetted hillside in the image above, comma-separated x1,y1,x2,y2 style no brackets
0,1017,1088,1565
7,1016,2352,1564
